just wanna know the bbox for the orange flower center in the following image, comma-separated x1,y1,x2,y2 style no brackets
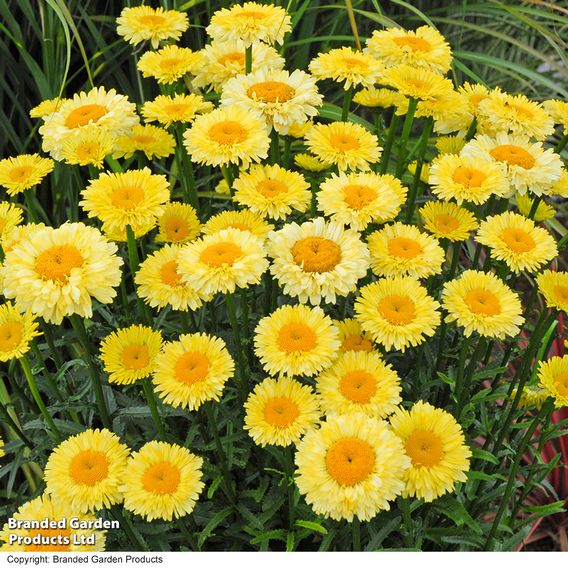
247,81,295,103
490,144,535,169
554,372,568,396
138,14,166,26
339,370,377,404
8,166,34,183
469,94,488,108
393,36,432,52
75,142,104,162
208,120,248,145
263,396,300,428
504,101,533,119
160,260,183,286
163,217,190,241
35,245,83,283
25,527,72,552
378,294,416,325
341,334,373,353
0,322,23,353
199,242,243,267
340,57,368,70
164,103,189,116
329,133,360,152
69,450,109,486
452,166,486,188
142,462,181,495
405,78,430,91
553,285,568,303
343,184,377,209
464,289,501,316
218,52,246,66
120,344,150,371
238,10,267,20
405,429,444,467
130,134,156,146
175,351,210,385
387,236,423,259
65,104,107,129
278,323,317,353
500,227,535,253
159,57,184,71
326,438,375,486
292,236,341,273
256,179,288,197
111,185,145,211
432,214,460,233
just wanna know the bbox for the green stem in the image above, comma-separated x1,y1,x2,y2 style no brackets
352,516,361,551
379,112,399,174
395,97,418,178
23,190,39,223
464,117,478,141
555,133,568,154
110,507,149,551
405,118,433,223
126,225,152,325
284,446,296,530
245,45,252,74
310,179,318,217
141,379,168,441
0,398,35,450
341,87,353,121
283,137,292,169
270,130,281,165
399,498,414,548
527,195,542,220
224,294,249,400
221,166,235,197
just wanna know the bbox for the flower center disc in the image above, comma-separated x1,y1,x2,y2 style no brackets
8,166,34,182
111,185,145,211
159,57,183,71
339,370,377,404
238,10,267,20
342,335,373,353
0,322,23,352
329,134,360,152
378,294,416,325
553,285,568,303
393,36,432,52
554,372,568,396
164,103,188,116
464,289,501,316
142,462,181,495
326,437,375,486
264,396,300,428
160,260,183,286
343,184,377,209
26,527,72,552
138,14,166,26
174,351,210,385
76,143,102,162
340,57,368,70
278,323,317,353
164,217,190,241
69,450,109,486
200,242,243,267
387,236,423,259
292,236,342,273
256,179,288,197
405,429,444,467
35,245,83,283
130,134,156,145
433,214,460,233
120,344,150,371
208,120,248,145
500,227,535,253
452,166,487,188
490,145,536,169
247,81,295,103
505,101,533,119
65,104,107,129
219,52,246,66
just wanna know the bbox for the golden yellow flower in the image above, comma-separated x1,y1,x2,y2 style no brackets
512,385,549,411
0,202,23,242
113,124,175,160
0,223,123,324
365,25,452,74
458,82,490,113
121,441,204,521
435,135,466,155
390,401,471,502
476,211,557,273
416,91,474,135
201,209,273,241
60,125,114,168
152,333,234,410
441,270,524,339
407,161,430,184
419,201,478,241
335,318,375,354
254,304,340,378
305,121,381,171
244,376,321,447
383,64,453,100
295,413,409,521
0,154,54,196
116,5,188,48
516,194,555,222
0,303,40,362
551,169,568,198
233,164,310,220
29,97,68,119
543,99,568,135
536,270,568,313
353,87,408,111
156,202,200,244
267,218,370,305
44,429,129,513
137,45,200,84
1,222,46,254
142,94,214,128
293,153,329,172
0,436,4,458
537,355,568,407
183,105,270,167
100,325,163,386
287,120,314,138
354,277,441,352
80,168,170,237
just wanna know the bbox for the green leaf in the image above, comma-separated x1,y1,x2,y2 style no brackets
433,496,483,535
250,530,287,545
472,448,499,465
293,520,328,535
197,507,232,549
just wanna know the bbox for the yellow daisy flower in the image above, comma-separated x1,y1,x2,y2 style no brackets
318,171,407,231
142,94,214,128
295,412,409,521
44,429,130,513
512,385,550,411
0,303,40,362
543,99,568,135
536,270,568,313
461,133,563,197
201,209,273,240
336,318,375,354
29,97,68,120
244,376,321,447
390,401,471,502
407,160,431,184
419,201,478,241
121,441,204,521
0,437,4,458
152,333,234,410
367,222,445,279
137,45,200,84
441,270,524,339
113,124,175,160
60,125,114,169
383,64,453,100
353,87,409,112
0,494,106,552
287,120,314,138
355,277,441,352
267,218,370,305
537,355,568,407
551,169,568,198
155,202,200,245
116,5,188,48
476,211,557,273
221,68,323,135
206,2,291,47
458,82,490,114
0,202,23,241
254,304,340,378
136,244,205,311
293,153,329,172
80,168,170,238
416,91,474,135
365,25,452,74
0,223,123,324
435,135,466,155
305,121,381,171
233,164,310,220
1,222,46,254
100,325,163,386
428,153,509,205
0,154,54,197
316,351,401,419
516,194,555,222
178,228,268,297
309,47,385,90
183,105,270,167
